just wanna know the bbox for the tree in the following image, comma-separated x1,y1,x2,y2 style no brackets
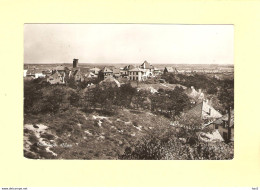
175,112,204,136
69,91,80,107
218,80,234,142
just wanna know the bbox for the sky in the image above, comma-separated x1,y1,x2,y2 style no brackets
24,24,233,64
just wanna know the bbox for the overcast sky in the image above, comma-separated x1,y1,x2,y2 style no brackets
24,24,233,64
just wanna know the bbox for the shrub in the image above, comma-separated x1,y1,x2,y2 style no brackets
29,135,39,144
41,133,56,140
119,126,234,160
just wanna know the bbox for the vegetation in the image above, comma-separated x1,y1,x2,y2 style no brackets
161,73,233,96
24,72,234,160
119,121,234,160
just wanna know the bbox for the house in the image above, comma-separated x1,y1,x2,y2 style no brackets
84,71,97,79
163,67,177,74
99,76,121,88
35,72,46,78
26,69,46,79
186,86,205,103
47,71,65,84
139,60,154,77
128,68,146,81
212,110,234,142
122,65,135,77
72,70,84,82
55,65,66,73
89,67,101,75
42,70,52,77
98,67,113,80
23,69,27,77
112,68,121,79
153,67,161,76
186,99,222,122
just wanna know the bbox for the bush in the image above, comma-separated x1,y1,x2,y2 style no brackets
29,135,39,144
41,133,56,140
119,126,233,160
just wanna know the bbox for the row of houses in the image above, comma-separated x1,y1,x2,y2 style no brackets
24,60,162,83
98,60,161,81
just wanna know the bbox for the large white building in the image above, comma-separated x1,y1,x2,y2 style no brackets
128,68,146,81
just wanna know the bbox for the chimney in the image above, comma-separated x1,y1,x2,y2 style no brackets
73,59,79,68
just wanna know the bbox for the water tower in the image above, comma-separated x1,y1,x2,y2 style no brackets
73,59,79,68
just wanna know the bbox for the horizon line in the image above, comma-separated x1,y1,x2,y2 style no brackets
24,62,234,65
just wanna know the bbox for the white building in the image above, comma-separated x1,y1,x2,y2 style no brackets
128,68,146,81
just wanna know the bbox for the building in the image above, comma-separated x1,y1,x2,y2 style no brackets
128,68,145,81
47,71,65,84
211,110,234,142
186,86,205,104
42,70,52,77
163,67,177,74
112,68,121,79
153,67,161,76
84,71,97,79
186,99,222,122
99,76,121,88
73,59,79,68
139,60,154,77
89,67,101,75
98,67,113,80
72,70,84,82
23,69,27,77
26,68,46,79
122,65,135,77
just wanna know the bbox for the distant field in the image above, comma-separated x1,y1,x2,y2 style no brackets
24,63,234,72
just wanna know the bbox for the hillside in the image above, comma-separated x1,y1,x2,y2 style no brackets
24,108,171,159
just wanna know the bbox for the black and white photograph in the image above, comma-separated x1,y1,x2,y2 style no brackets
23,24,234,160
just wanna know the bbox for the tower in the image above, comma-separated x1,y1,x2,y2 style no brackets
73,59,79,68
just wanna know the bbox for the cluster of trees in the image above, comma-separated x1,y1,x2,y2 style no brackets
67,77,101,89
25,78,192,120
24,80,74,114
161,73,233,96
82,83,191,118
150,87,191,118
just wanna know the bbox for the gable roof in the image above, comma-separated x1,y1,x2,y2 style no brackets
84,71,96,78
49,71,62,78
101,67,113,73
187,101,222,120
112,68,120,74
164,67,174,72
140,60,154,69
89,67,101,72
99,76,121,87
214,110,234,127
123,65,135,71
129,67,145,72
164,67,178,73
